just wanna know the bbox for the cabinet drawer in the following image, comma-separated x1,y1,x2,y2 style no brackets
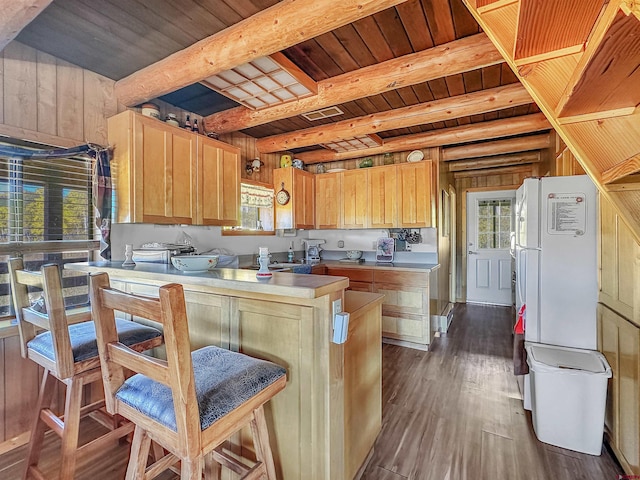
311,265,327,275
349,281,373,292
326,267,374,283
382,313,429,343
375,283,427,315
373,270,428,287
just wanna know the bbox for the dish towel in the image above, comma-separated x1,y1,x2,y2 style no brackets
292,264,312,274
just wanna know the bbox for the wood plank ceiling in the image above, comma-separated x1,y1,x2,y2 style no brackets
13,0,543,160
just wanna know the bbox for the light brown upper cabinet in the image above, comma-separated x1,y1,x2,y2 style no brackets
368,164,398,229
108,110,240,226
397,161,433,228
273,167,315,230
315,172,342,229
342,169,368,229
197,137,241,226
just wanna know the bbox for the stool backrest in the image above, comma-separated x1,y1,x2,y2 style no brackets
89,272,200,454
8,258,91,378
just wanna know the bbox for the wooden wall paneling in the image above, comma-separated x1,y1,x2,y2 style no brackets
83,69,118,145
56,58,83,141
0,49,3,125
3,42,37,131
0,337,4,442
36,50,57,137
564,115,640,174
3,335,39,441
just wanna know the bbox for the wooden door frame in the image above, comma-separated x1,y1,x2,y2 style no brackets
459,185,521,303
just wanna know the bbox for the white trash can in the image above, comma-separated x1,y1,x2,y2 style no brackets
525,343,612,455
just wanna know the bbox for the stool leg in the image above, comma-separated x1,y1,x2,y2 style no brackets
250,406,277,480
204,451,221,480
22,370,57,480
180,457,203,480
126,426,152,480
59,376,85,478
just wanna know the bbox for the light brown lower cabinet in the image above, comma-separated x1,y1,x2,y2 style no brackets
101,275,382,480
326,266,432,350
598,302,640,474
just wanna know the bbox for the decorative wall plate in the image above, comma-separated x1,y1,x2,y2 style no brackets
407,150,424,163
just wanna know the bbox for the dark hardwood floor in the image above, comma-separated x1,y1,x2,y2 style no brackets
361,303,623,480
0,303,624,479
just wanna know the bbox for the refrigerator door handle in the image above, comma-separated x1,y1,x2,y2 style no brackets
516,248,526,306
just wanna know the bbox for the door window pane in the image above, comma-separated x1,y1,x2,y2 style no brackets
477,199,513,249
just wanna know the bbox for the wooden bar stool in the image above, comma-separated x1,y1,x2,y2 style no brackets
8,258,164,480
89,272,287,480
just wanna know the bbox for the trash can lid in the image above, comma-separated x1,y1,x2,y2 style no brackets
526,343,611,376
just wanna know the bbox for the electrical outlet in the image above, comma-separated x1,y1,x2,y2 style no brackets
338,240,344,248
406,243,412,251
332,298,342,318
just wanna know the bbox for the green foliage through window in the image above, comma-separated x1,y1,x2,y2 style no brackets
477,199,512,249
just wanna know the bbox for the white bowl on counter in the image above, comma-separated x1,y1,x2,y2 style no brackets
346,250,363,259
171,254,219,273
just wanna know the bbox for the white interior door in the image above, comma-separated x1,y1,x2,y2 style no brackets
466,190,515,306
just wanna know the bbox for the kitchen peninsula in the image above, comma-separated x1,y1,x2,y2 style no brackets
66,262,384,480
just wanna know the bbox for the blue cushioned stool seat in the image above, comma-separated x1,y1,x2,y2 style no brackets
115,346,286,432
28,318,162,363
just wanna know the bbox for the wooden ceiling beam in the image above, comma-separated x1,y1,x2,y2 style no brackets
296,113,551,164
447,151,541,171
453,164,533,178
0,1,52,52
114,0,409,107
442,133,552,162
204,33,505,134
255,83,532,153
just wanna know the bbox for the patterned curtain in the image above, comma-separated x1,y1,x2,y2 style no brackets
241,183,274,208
90,147,112,259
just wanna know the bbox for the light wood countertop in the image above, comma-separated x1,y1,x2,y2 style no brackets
66,262,348,299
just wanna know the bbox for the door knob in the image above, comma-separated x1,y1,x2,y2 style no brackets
468,250,477,255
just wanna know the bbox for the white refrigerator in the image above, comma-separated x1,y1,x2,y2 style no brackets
514,176,598,407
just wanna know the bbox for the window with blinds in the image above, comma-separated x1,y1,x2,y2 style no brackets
0,145,99,319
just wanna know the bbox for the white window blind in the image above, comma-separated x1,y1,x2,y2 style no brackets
0,144,99,318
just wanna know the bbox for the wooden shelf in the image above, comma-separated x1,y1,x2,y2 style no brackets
557,6,640,119
514,0,605,65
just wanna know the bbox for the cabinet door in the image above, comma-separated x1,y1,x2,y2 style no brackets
342,169,368,229
397,161,432,228
315,173,341,229
618,314,640,471
293,169,315,229
274,168,294,229
599,195,637,320
135,115,197,224
599,303,640,473
198,138,240,226
368,165,397,228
